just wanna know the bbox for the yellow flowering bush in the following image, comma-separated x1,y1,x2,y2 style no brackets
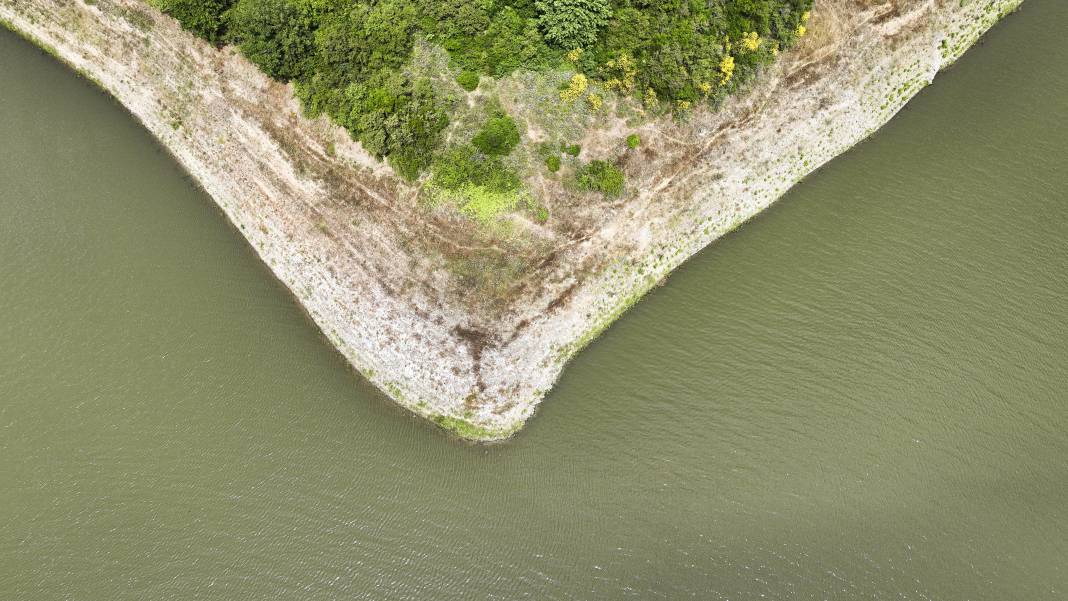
741,32,761,52
560,73,589,103
798,9,811,38
643,86,658,107
719,54,735,84
602,53,638,94
586,93,603,111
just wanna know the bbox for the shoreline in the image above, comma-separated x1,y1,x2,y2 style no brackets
0,0,1024,440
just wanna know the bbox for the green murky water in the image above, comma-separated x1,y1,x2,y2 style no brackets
2,3,1065,599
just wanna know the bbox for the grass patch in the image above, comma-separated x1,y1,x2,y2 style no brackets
545,154,561,173
431,414,517,441
429,143,529,223
575,159,624,196
432,184,527,223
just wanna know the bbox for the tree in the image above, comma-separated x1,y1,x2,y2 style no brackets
158,0,233,44
225,0,315,80
360,0,418,74
427,0,490,39
484,9,551,77
535,0,611,49
339,72,450,180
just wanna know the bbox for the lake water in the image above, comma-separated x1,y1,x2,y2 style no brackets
1,3,1066,599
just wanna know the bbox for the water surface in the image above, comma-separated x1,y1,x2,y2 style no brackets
1,3,1066,599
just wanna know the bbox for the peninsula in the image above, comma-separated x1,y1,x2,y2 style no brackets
1,0,1022,440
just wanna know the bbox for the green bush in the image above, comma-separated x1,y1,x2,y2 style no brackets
576,160,624,197
598,0,813,106
472,114,521,156
561,142,581,157
456,70,480,91
545,155,561,173
626,133,641,149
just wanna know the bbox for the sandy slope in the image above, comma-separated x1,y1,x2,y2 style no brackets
0,0,1023,439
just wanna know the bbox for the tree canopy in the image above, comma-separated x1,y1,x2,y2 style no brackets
536,0,611,50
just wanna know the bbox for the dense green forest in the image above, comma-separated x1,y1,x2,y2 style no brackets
154,0,812,188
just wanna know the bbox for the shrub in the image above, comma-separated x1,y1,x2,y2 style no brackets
432,145,519,192
432,145,483,190
576,160,624,197
472,114,521,156
561,142,581,157
456,70,480,91
559,73,588,103
626,133,641,149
